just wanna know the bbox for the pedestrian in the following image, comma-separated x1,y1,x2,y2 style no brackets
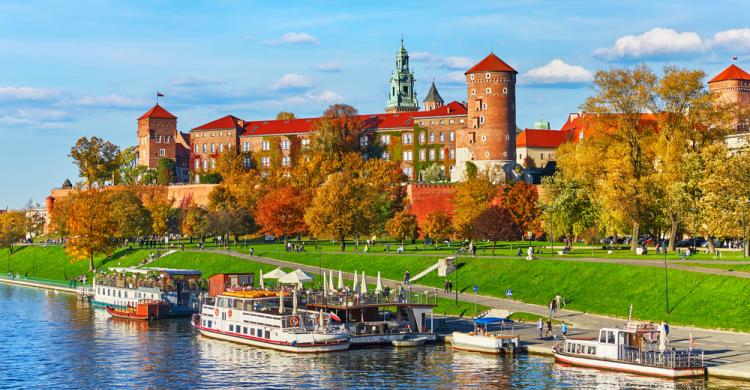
404,270,410,285
249,248,255,256
546,319,553,338
537,318,543,338
561,321,568,338
448,280,453,293
549,299,557,318
444,279,449,293
554,293,562,309
471,242,477,257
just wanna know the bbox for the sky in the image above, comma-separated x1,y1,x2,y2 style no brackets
1,0,749,208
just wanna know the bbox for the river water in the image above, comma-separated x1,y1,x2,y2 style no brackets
0,284,746,389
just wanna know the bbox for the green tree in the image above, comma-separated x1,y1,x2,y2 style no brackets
420,163,447,183
276,111,296,120
539,174,599,241
108,188,151,240
69,136,121,188
116,146,147,185
157,157,176,185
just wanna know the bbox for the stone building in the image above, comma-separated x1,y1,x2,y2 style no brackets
136,104,191,183
385,39,420,113
709,63,750,150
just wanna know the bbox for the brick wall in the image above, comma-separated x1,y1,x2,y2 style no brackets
406,183,456,233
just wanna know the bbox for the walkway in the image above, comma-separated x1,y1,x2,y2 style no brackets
217,249,750,380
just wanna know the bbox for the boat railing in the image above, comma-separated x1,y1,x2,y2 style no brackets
617,346,704,368
305,290,437,307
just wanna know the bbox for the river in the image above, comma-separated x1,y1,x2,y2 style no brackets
0,284,746,389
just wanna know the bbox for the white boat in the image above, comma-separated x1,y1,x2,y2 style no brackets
195,289,350,353
451,317,521,354
92,267,203,317
553,323,706,378
392,336,427,347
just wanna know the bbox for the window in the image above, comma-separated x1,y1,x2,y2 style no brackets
261,140,270,151
419,149,426,161
503,87,508,94
360,136,368,147
194,160,200,170
449,131,455,141
439,132,445,142
210,159,216,170
242,142,249,152
156,136,162,144
459,119,465,124
159,149,165,156
439,149,445,160
301,138,311,148
280,140,290,150
479,116,485,124
260,157,271,167
281,156,291,167
382,151,390,159
211,132,216,137
402,150,413,161
202,160,208,170
402,86,408,94
219,144,224,153
419,131,426,143
402,133,412,144
202,144,207,153
380,135,390,145
439,120,444,125
486,73,491,79
481,135,487,142
243,327,248,334
229,324,234,332
429,149,435,161
243,157,252,168
449,119,454,124
541,153,545,160
470,74,475,80
211,143,216,153
403,167,413,177
449,149,455,159
486,88,491,94
265,330,270,339
471,89,476,96
429,132,435,142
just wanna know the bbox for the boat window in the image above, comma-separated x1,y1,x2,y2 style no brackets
250,328,255,336
599,331,606,343
124,291,128,298
243,327,248,334
265,330,270,339
207,320,212,328
229,325,234,332
118,290,121,298
244,301,253,311
607,331,615,344
589,346,596,355
257,329,263,338
618,332,626,346
234,299,244,310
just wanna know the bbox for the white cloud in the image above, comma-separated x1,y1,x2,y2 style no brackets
0,108,71,128
285,90,342,105
437,72,466,85
75,94,145,109
594,28,705,60
270,74,314,91
521,59,593,86
0,86,68,103
170,76,225,87
314,61,343,73
411,52,473,70
710,28,750,52
263,32,319,45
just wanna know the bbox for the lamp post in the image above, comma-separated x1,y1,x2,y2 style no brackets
454,256,459,306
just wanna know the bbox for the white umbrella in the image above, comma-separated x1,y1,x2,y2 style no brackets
279,291,285,314
322,272,328,294
279,269,314,288
337,270,344,290
292,288,298,315
329,269,335,292
375,271,383,294
658,322,667,353
259,269,265,290
352,271,359,293
265,268,287,279
361,271,368,294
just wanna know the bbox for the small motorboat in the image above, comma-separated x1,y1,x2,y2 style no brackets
451,317,521,354
392,336,427,347
106,299,169,321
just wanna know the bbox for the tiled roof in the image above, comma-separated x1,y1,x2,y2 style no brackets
465,53,516,75
516,129,568,148
709,64,750,83
138,104,176,120
560,112,659,142
423,81,444,103
193,115,245,131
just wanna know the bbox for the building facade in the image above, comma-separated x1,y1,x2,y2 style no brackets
385,39,420,113
709,63,750,150
136,104,191,183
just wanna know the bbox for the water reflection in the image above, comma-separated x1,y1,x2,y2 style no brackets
0,284,746,389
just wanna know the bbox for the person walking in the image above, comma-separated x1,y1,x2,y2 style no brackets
537,318,543,338
554,293,563,310
448,280,453,293
561,321,568,339
546,319,553,338
404,270,410,286
549,299,557,318
444,279,449,293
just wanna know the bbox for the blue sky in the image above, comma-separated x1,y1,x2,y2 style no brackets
1,0,749,208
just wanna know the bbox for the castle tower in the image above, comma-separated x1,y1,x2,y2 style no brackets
709,64,750,133
452,53,517,181
385,38,419,113
136,103,178,169
422,81,444,111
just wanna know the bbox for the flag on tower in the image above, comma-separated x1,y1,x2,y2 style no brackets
732,56,738,61
157,92,165,97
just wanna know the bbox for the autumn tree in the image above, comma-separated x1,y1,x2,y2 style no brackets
452,170,498,239
276,111,296,120
386,211,419,246
49,196,73,239
255,185,309,245
69,136,121,188
501,180,541,239
181,202,208,242
66,190,116,271
142,187,173,237
472,206,522,254
108,188,151,241
310,104,382,160
423,210,454,245
0,211,26,256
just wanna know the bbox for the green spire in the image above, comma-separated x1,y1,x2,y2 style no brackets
385,38,419,113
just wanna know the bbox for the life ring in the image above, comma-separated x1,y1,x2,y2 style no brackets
290,315,300,327
228,309,233,318
214,308,219,316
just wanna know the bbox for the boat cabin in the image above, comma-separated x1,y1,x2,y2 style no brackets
208,273,255,297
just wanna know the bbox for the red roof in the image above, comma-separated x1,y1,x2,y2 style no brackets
193,115,245,131
517,129,568,148
465,53,516,75
138,104,176,120
709,64,750,83
559,112,660,143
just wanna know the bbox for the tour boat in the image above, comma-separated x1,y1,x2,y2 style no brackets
451,317,521,354
92,267,203,317
105,299,169,321
304,290,437,347
194,289,350,353
553,323,706,378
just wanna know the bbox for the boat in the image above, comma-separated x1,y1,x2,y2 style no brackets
392,336,427,347
92,267,203,317
451,317,521,354
305,289,438,347
105,299,169,320
553,322,706,378
194,273,350,353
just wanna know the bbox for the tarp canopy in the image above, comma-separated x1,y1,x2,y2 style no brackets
278,269,314,284
474,317,512,325
264,268,287,279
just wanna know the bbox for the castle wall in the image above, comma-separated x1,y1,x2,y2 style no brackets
406,183,456,234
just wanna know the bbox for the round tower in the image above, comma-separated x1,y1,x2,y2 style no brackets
453,53,517,180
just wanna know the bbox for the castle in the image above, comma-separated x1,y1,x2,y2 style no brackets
135,40,520,184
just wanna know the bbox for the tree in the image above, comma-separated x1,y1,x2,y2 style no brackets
305,172,371,251
0,211,26,256
157,157,176,185
276,111,296,120
69,136,121,188
386,211,419,246
142,187,173,237
181,203,208,241
24,200,46,239
108,188,151,240
423,211,454,245
49,196,73,239
501,180,541,239
310,104,381,160
115,146,147,185
420,163,447,183
452,171,498,239
472,206,522,254
66,190,116,271
539,174,599,242
255,185,309,244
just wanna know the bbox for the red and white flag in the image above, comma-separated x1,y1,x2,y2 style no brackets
328,312,341,322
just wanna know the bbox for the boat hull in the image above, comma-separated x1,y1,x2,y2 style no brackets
554,352,706,378
195,325,350,353
451,332,520,354
106,306,150,321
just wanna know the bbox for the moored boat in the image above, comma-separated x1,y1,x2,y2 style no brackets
451,317,521,354
553,323,706,378
105,299,169,320
392,336,427,347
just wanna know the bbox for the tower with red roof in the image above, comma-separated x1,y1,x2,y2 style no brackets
709,64,750,132
137,103,190,182
452,52,517,181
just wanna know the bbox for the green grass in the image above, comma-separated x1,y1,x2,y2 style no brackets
682,263,750,272
249,250,750,332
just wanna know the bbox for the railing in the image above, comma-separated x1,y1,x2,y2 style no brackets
304,290,437,307
618,346,704,368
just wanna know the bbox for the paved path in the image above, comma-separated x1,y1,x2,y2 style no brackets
216,249,750,380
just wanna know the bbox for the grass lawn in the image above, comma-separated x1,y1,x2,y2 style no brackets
682,263,750,272
252,250,750,332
